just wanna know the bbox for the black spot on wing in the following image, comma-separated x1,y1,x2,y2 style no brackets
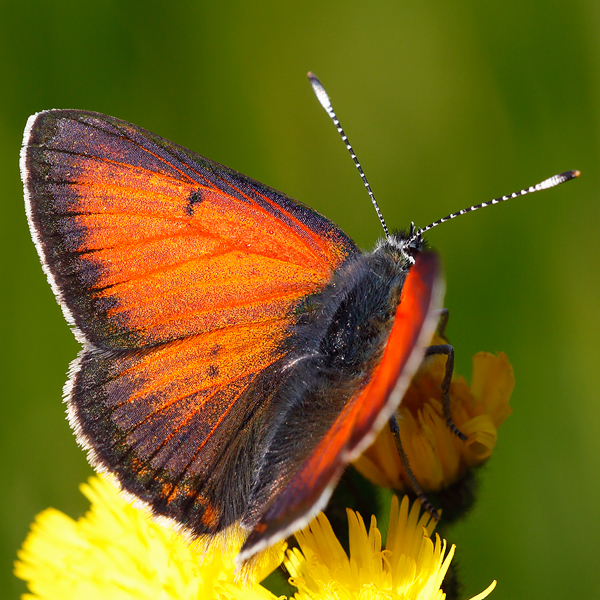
185,189,204,216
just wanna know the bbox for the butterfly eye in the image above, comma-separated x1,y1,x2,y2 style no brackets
407,237,423,257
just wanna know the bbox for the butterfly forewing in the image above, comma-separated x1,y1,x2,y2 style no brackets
22,110,358,350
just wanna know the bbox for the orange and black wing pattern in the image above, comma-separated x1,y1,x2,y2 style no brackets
22,110,359,535
22,110,357,349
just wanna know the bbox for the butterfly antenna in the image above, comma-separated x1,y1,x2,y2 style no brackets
410,170,580,243
308,72,390,238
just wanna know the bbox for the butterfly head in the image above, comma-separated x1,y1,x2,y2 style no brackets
377,224,425,267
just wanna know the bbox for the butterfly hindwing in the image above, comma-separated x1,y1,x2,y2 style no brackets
71,320,293,534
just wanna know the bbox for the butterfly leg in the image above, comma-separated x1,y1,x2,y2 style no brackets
425,344,468,441
388,415,440,520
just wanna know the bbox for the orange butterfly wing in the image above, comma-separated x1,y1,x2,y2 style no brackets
22,110,358,533
72,322,294,533
23,110,356,349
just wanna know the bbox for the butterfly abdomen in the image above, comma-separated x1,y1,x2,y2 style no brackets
245,236,424,518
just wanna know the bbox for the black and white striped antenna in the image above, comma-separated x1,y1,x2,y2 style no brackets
308,72,580,244
308,72,390,238
410,170,580,244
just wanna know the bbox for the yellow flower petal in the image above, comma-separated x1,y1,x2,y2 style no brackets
14,476,284,600
353,337,514,494
284,495,495,600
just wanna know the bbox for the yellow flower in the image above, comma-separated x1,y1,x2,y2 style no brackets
353,338,514,493
14,476,284,600
15,477,497,600
285,495,496,600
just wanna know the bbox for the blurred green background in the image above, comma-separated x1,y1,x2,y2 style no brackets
1,0,598,597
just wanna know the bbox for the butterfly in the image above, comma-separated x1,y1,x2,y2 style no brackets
21,75,578,563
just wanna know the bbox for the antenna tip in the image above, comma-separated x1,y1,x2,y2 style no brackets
540,170,581,189
557,170,581,183
307,72,332,111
